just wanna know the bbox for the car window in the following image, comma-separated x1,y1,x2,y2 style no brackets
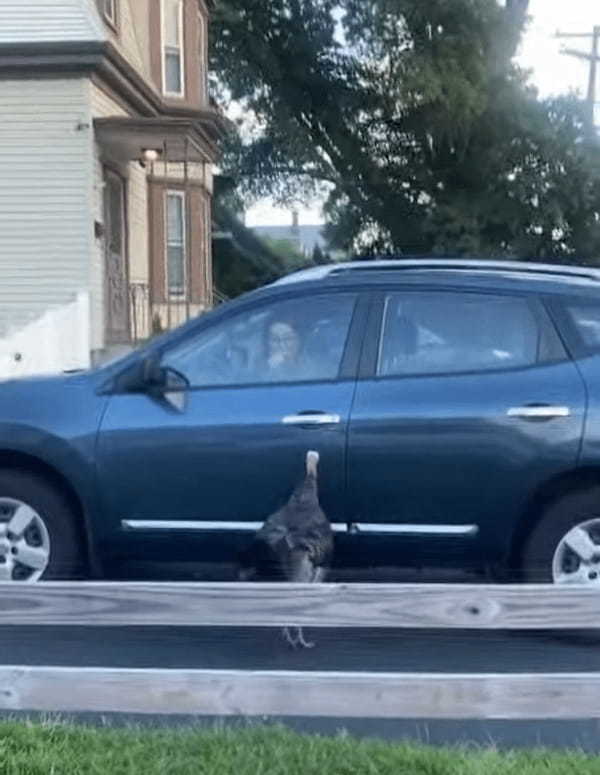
564,303,600,349
163,294,357,387
378,292,564,377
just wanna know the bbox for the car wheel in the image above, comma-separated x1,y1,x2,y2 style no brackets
0,470,84,581
521,487,600,644
522,487,600,585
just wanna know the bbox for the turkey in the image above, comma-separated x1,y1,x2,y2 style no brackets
238,450,333,648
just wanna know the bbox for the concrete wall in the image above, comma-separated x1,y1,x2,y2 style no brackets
0,293,90,378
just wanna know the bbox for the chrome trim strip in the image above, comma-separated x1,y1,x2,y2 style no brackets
350,523,479,536
122,520,477,536
122,520,347,533
122,520,262,532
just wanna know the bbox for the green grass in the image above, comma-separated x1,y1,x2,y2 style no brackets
0,721,599,775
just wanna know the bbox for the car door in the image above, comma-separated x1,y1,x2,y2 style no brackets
345,287,586,572
96,290,366,578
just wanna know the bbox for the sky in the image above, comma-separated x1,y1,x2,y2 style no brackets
246,0,599,228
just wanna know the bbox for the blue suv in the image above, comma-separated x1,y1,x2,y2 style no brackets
2,259,600,587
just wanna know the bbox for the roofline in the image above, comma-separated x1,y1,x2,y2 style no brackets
273,259,600,286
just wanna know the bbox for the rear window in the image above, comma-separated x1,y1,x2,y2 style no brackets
565,303,600,348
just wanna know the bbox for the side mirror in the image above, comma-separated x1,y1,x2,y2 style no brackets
141,354,166,388
111,355,187,411
141,354,189,412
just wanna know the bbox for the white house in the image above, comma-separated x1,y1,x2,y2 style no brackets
0,0,225,377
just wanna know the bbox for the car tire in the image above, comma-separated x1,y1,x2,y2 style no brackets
521,487,600,644
522,487,600,583
0,469,85,581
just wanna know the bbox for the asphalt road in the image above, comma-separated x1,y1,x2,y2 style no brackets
3,623,600,749
1,623,600,673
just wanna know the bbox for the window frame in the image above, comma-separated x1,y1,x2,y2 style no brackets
165,190,187,298
161,0,186,98
101,0,118,28
361,287,569,382
156,290,369,392
198,11,208,104
203,192,211,304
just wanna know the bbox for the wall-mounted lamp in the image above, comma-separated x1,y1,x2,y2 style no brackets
139,148,163,169
142,148,162,163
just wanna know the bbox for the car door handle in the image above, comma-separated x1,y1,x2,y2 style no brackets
282,413,341,426
507,405,571,420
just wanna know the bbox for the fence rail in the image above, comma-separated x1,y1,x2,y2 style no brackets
1,581,600,629
1,582,598,719
3,667,600,719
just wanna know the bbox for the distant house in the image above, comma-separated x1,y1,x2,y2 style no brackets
253,225,328,257
0,0,226,377
252,212,348,263
253,212,327,258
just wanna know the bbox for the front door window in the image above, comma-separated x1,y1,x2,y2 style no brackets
162,294,357,387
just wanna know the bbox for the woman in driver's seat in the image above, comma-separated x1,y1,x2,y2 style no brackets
265,318,316,382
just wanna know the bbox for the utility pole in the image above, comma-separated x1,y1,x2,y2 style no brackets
556,26,600,139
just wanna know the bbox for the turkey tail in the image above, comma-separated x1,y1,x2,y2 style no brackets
306,450,319,478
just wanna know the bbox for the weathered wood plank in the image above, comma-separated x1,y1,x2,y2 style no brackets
0,582,598,630
1,666,599,719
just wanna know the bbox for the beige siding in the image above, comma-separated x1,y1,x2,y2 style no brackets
90,83,151,342
204,165,214,194
128,163,149,287
90,83,130,348
0,78,93,338
126,0,152,84
203,190,213,304
90,150,152,346
104,0,151,85
90,146,106,350
91,85,118,349
90,82,130,119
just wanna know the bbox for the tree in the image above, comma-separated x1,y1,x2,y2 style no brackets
212,176,296,297
311,244,331,265
261,236,310,270
211,0,600,262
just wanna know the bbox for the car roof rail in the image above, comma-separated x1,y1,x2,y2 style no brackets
273,258,600,286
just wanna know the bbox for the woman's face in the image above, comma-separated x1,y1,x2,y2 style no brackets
268,322,300,366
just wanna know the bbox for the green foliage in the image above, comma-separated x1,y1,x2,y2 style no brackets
312,244,332,265
212,207,285,298
211,0,600,262
261,236,308,269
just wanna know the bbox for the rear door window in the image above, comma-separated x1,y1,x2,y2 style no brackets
378,291,566,377
564,303,600,349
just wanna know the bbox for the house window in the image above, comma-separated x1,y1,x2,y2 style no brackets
166,191,186,295
204,194,212,301
199,12,208,104
101,0,117,26
162,0,185,97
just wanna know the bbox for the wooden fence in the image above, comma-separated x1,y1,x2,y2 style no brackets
1,582,600,719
